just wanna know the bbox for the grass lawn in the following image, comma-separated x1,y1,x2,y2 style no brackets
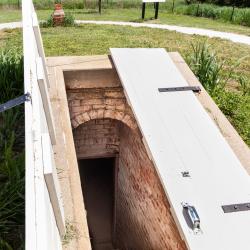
1,24,248,78
0,8,250,36
0,24,249,145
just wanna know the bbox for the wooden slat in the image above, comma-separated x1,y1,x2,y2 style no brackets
23,1,63,249
42,133,65,237
36,57,56,145
22,0,37,248
32,11,50,88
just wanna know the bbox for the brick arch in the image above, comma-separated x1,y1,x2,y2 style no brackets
71,109,137,130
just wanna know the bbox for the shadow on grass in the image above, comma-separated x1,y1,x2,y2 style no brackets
130,17,155,23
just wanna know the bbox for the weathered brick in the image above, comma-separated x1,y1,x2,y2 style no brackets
105,99,124,106
104,91,124,98
93,104,106,110
71,105,91,114
116,124,186,250
71,119,79,128
81,98,104,105
104,110,115,119
105,105,116,110
97,109,105,119
114,111,125,121
88,110,98,120
116,104,126,111
80,112,91,123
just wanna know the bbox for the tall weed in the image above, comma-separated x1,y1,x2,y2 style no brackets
187,41,250,146
187,41,224,93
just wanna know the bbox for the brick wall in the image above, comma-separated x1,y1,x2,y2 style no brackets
67,88,137,130
66,78,186,249
73,118,120,159
115,123,186,250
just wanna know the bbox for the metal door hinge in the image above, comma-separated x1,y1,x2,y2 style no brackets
0,93,31,113
159,86,201,93
182,202,200,231
222,202,250,213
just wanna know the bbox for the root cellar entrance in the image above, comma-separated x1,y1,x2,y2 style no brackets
78,158,116,250
65,62,187,250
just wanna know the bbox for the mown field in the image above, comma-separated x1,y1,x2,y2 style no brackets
0,8,250,36
0,18,249,249
1,0,250,27
0,24,249,146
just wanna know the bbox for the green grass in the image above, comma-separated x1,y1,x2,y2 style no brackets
1,0,250,27
0,48,24,250
0,8,250,36
0,24,249,145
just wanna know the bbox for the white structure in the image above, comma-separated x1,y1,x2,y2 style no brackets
23,1,65,249
111,48,250,250
22,0,250,249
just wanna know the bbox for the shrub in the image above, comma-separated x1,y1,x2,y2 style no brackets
175,3,250,27
187,41,250,146
0,135,25,250
213,89,250,145
40,12,75,27
0,49,24,249
0,49,23,103
238,76,250,96
187,41,224,93
64,12,75,26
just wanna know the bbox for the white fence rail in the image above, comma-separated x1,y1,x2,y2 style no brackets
23,1,65,249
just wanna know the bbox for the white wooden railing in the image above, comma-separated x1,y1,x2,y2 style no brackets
23,1,65,249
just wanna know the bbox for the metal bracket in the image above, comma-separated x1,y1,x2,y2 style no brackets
182,202,200,231
0,93,31,113
222,202,250,213
158,86,201,93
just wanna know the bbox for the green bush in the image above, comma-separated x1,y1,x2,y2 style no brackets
64,12,75,26
0,49,23,103
41,12,75,27
187,41,225,93
213,89,250,145
187,41,250,146
0,135,25,250
175,3,250,26
0,49,24,250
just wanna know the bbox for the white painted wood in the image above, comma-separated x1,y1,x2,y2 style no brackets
22,0,37,248
32,11,50,88
23,1,64,249
110,48,250,250
36,57,56,145
42,133,65,237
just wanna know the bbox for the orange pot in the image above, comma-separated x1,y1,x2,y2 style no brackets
55,3,62,10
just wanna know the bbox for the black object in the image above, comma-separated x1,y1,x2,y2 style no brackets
158,86,201,93
142,1,161,19
155,2,159,19
99,0,101,14
0,93,31,113
142,2,146,19
222,202,250,213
